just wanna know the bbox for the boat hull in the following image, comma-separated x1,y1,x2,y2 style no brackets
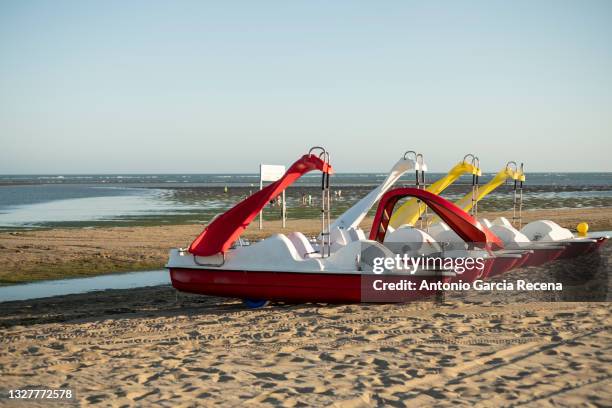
169,238,608,303
485,255,523,278
521,247,566,268
170,268,455,303
557,240,599,259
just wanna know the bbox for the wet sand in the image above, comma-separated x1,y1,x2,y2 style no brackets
1,207,611,284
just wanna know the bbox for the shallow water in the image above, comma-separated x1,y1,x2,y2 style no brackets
0,270,170,302
2,172,611,187
0,173,610,229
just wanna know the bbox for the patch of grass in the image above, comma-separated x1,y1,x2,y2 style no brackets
0,258,164,286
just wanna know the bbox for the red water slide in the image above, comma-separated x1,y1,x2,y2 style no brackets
369,187,504,249
189,153,333,257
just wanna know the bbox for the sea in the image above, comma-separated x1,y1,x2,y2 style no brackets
0,173,611,230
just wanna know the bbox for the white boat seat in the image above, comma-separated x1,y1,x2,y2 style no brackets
492,217,513,228
317,227,368,255
321,240,394,273
427,222,450,238
287,232,318,259
330,227,348,246
384,225,441,256
427,222,467,250
346,227,366,242
224,234,324,271
479,218,493,228
521,220,574,242
245,233,303,262
489,224,530,244
323,227,349,253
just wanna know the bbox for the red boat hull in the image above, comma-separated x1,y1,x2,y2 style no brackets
170,238,608,303
485,256,523,278
449,258,492,283
170,268,456,303
556,240,598,259
521,247,566,268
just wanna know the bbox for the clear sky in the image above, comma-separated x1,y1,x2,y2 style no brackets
1,1,611,173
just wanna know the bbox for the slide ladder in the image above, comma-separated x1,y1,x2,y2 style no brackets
513,163,526,228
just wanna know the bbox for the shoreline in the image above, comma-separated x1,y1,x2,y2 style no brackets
1,206,611,285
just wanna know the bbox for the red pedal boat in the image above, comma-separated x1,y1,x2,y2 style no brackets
167,148,609,306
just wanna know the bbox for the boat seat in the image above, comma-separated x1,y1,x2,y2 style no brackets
346,227,366,242
427,222,450,238
479,218,493,228
428,222,467,250
287,232,318,259
492,217,513,228
224,234,324,271
520,220,574,242
318,227,368,255
384,225,441,256
330,227,349,246
323,240,399,273
489,223,530,245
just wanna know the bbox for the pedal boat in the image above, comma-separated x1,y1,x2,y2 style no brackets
167,149,608,304
168,150,508,304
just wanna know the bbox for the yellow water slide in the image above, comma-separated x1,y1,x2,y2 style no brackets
428,162,525,225
388,155,480,228
453,162,522,214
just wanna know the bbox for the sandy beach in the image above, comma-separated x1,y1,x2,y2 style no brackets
1,284,610,406
1,207,611,284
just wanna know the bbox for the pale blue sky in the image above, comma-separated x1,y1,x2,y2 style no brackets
1,1,611,173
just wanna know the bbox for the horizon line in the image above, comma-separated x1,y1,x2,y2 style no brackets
1,171,612,176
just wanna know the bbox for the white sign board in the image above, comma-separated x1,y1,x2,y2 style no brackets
259,164,287,229
260,164,286,182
